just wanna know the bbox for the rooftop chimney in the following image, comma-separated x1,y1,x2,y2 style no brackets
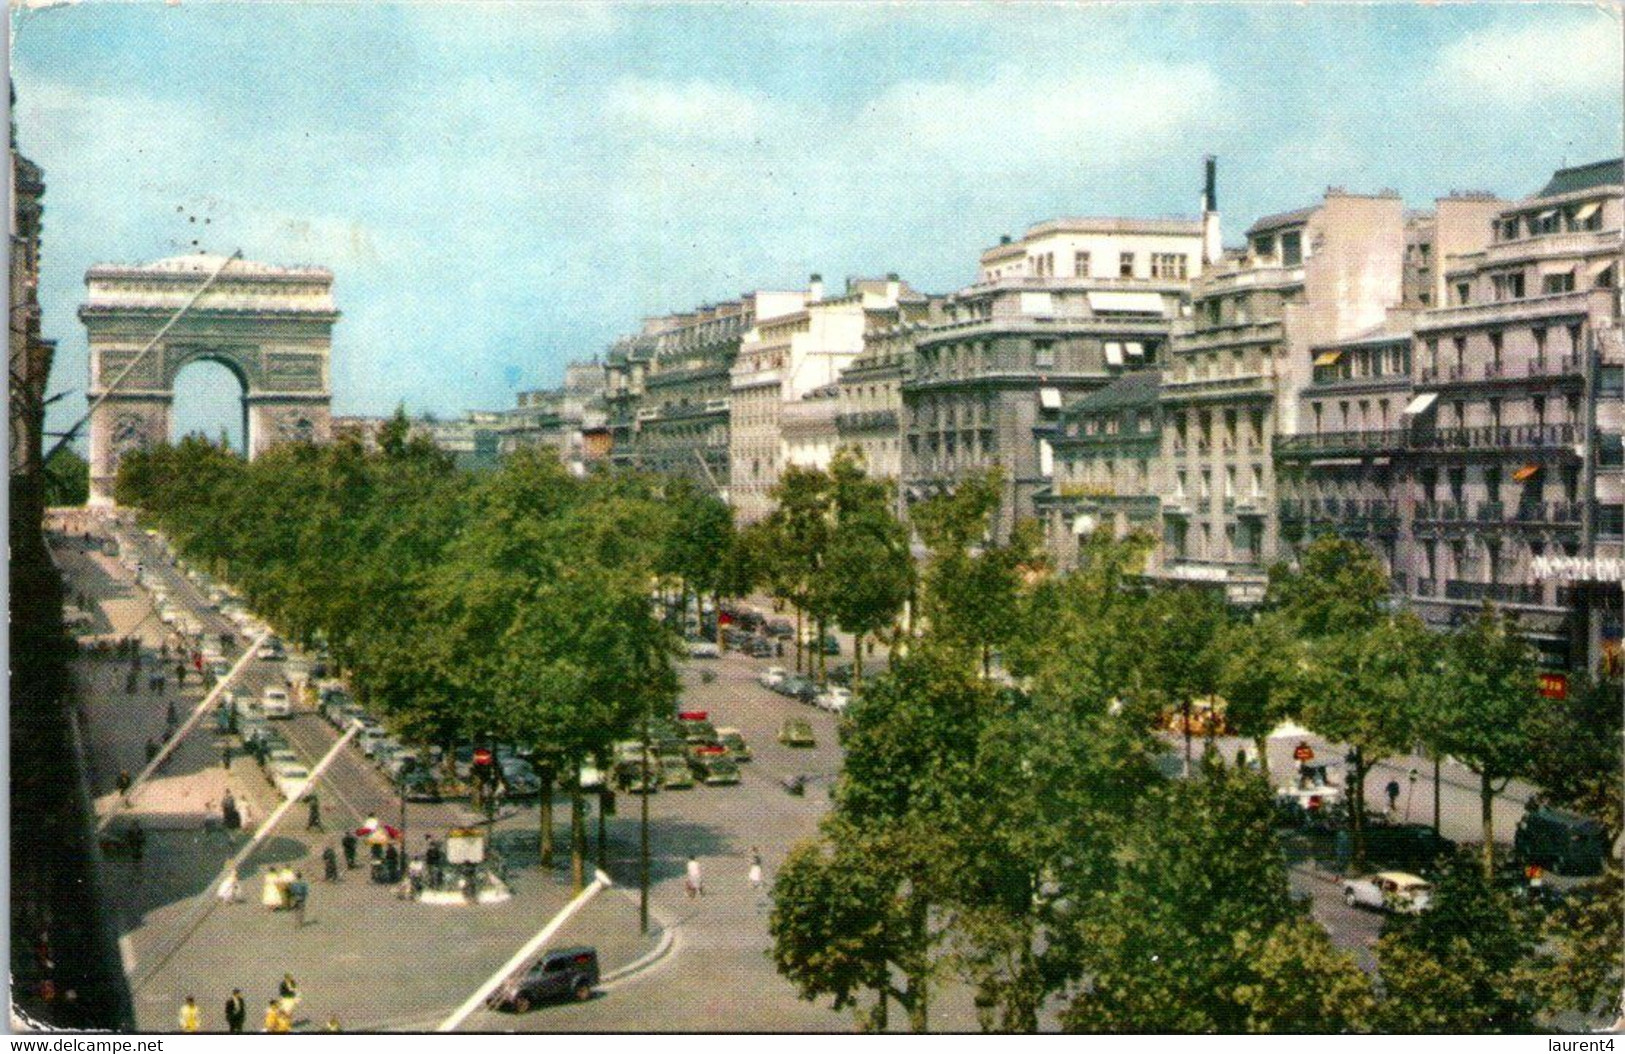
808,273,824,303
999,234,1012,245
1201,155,1222,268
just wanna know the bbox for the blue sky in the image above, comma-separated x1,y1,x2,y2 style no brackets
12,1,1622,446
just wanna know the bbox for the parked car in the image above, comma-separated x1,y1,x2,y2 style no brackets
827,663,855,687
398,768,442,803
273,765,311,800
1342,871,1433,914
486,946,600,1012
758,666,788,690
774,674,806,698
689,746,741,785
734,610,765,632
787,678,820,705
765,618,794,639
614,759,659,794
814,686,852,714
257,637,286,660
801,632,840,655
659,757,695,789
687,639,721,659
743,637,777,658
501,760,542,798
1514,807,1606,876
779,719,816,748
1362,823,1456,873
261,687,293,719
722,627,753,648
717,727,752,763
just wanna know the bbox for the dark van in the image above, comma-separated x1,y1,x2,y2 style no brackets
1514,807,1606,876
487,946,600,1012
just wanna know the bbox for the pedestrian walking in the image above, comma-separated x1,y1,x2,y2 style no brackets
261,867,283,910
322,846,339,883
177,996,201,1033
127,821,146,866
222,742,233,770
289,873,309,927
176,662,187,687
221,790,238,828
217,866,242,904
305,794,323,831
686,855,704,898
341,831,358,870
425,835,443,887
1385,779,1401,816
125,671,138,695
145,737,159,762
278,973,300,1020
748,847,764,890
166,700,178,726
115,770,132,798
225,990,246,1033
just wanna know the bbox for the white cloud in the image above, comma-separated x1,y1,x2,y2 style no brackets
857,61,1228,172
1429,14,1622,107
603,78,788,143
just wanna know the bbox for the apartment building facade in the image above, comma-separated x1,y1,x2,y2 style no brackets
1034,370,1165,571
835,298,938,486
903,216,1207,539
1399,160,1623,672
730,277,913,522
1155,190,1410,603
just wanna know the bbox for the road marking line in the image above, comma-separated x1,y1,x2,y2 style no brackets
436,871,613,1033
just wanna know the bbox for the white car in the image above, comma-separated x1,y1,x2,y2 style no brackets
1342,871,1432,914
814,686,852,714
687,640,721,659
257,638,286,661
758,666,788,690
261,687,293,719
273,765,310,800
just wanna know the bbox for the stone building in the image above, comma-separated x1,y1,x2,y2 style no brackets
1034,370,1165,572
781,382,842,474
835,302,938,487
1398,159,1623,671
9,128,51,511
1155,190,1411,603
1273,194,1507,581
730,276,914,522
603,291,805,492
500,360,608,475
904,214,1207,539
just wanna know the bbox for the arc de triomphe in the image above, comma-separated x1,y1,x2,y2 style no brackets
80,254,338,505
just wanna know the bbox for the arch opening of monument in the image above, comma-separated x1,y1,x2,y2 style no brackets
79,253,338,505
169,355,250,456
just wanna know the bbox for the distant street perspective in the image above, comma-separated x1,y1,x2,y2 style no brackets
8,2,1624,1038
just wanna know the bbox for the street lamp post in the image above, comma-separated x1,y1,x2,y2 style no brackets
640,701,651,935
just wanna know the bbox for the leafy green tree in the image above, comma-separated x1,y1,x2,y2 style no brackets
1212,612,1303,781
1432,609,1538,878
1267,535,1390,639
1538,863,1624,1025
1524,672,1623,843
42,446,89,507
1298,614,1431,869
770,823,937,1031
816,452,912,686
1232,916,1378,1033
1127,586,1227,771
1062,760,1298,1032
1375,858,1543,1032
